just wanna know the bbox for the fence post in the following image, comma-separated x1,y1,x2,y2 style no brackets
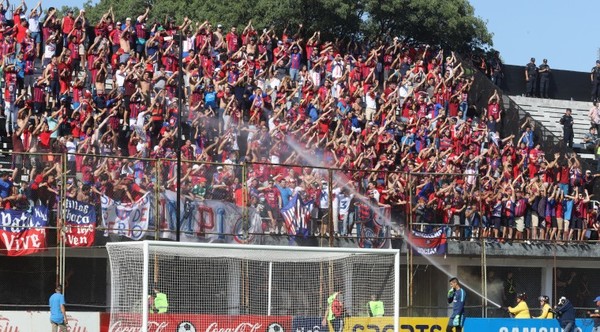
328,168,333,247
242,161,248,240
154,160,161,240
407,172,413,316
58,152,67,292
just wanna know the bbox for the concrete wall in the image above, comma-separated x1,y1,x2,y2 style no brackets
500,64,591,102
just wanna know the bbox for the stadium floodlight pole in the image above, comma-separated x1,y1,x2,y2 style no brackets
175,30,184,241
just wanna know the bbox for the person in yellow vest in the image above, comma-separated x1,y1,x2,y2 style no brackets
536,295,554,318
322,290,344,332
153,288,169,314
503,292,531,318
368,295,384,317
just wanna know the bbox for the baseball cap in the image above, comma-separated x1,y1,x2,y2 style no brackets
594,296,600,302
217,24,223,28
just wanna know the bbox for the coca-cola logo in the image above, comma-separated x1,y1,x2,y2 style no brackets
205,322,263,332
65,315,89,332
109,320,169,332
0,316,20,332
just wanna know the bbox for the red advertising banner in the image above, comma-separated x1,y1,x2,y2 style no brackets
101,313,293,332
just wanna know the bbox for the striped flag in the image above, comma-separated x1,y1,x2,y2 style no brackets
408,227,447,255
281,193,314,238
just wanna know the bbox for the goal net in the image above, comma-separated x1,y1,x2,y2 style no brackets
106,241,399,332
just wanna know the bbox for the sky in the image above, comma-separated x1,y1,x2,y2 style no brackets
14,0,597,72
469,0,597,72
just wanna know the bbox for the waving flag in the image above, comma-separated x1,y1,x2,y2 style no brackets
281,193,313,238
408,227,447,255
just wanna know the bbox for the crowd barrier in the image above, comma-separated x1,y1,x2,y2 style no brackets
2,151,464,253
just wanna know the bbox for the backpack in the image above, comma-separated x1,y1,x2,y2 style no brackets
331,297,343,317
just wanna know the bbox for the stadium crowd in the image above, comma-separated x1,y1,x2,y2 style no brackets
0,2,599,243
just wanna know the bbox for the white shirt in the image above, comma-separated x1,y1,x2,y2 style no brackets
28,15,40,33
44,42,56,60
115,69,126,87
66,141,77,161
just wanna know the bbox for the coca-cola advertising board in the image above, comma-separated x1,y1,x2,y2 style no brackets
100,313,293,332
0,311,99,332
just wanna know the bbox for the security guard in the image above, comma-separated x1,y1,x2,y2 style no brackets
525,57,538,97
153,288,169,314
591,60,600,102
538,59,551,98
367,295,384,317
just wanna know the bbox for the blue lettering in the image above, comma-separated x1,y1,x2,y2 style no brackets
216,208,225,239
131,224,143,240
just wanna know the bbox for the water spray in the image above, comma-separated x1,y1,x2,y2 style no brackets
285,137,503,310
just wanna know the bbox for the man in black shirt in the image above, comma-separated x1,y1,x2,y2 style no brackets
560,108,574,149
525,57,538,97
538,59,551,98
591,60,600,102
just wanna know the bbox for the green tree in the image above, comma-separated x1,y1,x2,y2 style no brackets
363,0,492,51
83,0,490,51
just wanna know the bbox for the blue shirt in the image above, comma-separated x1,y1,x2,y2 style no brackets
0,178,11,198
275,184,293,206
49,292,66,324
204,91,217,109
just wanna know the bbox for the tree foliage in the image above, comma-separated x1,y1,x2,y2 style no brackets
81,0,491,50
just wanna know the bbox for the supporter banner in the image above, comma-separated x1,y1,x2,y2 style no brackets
355,203,391,248
0,311,99,332
408,227,447,255
64,198,96,247
161,190,260,243
343,317,447,332
281,193,313,238
101,313,293,332
464,318,594,332
0,206,48,256
101,193,151,240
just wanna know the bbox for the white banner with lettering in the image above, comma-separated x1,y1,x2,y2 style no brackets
0,311,99,332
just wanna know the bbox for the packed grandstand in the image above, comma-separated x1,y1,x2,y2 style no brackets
0,1,597,252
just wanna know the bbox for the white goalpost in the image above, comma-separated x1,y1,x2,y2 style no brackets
106,241,400,332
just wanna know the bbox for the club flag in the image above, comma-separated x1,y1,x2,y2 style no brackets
281,193,313,238
408,227,447,255
0,206,48,256
64,198,96,247
101,193,151,240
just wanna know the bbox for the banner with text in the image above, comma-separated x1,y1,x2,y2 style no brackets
101,193,151,240
408,227,447,255
464,318,595,332
0,311,99,332
160,190,261,244
101,313,293,332
64,198,96,247
0,206,48,256
343,317,448,332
